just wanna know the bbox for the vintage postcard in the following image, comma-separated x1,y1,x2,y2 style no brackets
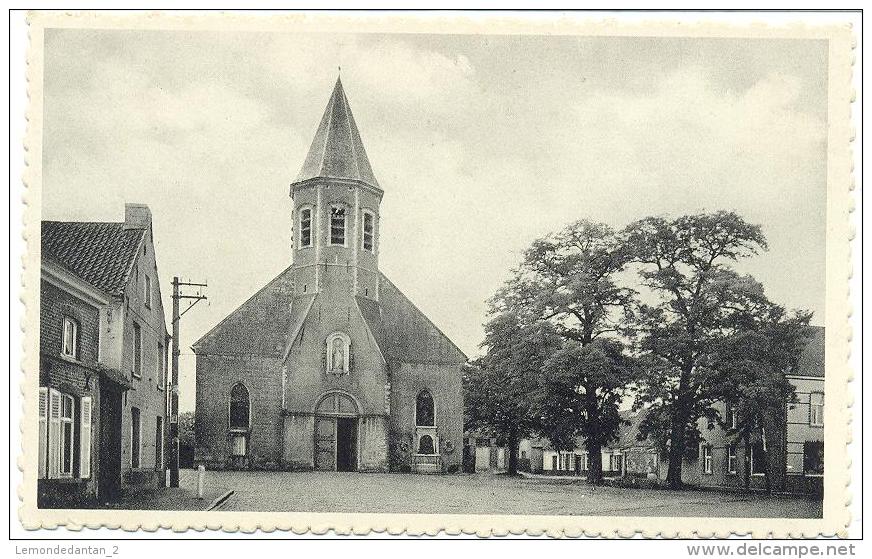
18,11,855,537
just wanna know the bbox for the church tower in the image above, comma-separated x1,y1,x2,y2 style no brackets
290,77,382,302
193,78,467,474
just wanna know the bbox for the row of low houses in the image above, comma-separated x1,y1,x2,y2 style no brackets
38,204,170,508
465,326,825,495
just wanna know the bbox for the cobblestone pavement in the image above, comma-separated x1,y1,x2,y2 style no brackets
108,469,230,511
205,470,822,517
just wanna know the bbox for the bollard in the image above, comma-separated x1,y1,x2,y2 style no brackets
197,464,205,499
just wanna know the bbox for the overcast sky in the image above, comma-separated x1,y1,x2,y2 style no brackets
42,29,828,412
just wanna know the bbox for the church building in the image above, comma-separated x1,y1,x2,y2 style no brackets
193,79,467,473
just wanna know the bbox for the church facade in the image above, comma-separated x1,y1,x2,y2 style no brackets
193,79,467,473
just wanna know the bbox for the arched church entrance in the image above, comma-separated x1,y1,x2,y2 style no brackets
313,392,359,472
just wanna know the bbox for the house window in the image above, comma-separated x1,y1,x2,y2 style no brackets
415,390,435,427
299,208,312,248
155,416,164,470
131,407,141,468
40,389,92,480
132,322,142,378
157,342,165,389
330,206,346,245
362,211,374,252
59,393,74,477
551,455,557,470
750,441,766,475
610,453,623,473
581,452,589,472
144,274,152,309
809,392,824,426
61,316,78,359
521,450,527,460
229,383,251,431
702,445,713,474
803,441,824,475
725,403,737,430
727,443,738,474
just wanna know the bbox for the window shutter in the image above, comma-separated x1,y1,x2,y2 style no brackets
80,396,92,479
38,388,47,479
48,389,61,479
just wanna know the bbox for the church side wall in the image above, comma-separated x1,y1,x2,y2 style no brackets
194,354,284,470
389,362,464,472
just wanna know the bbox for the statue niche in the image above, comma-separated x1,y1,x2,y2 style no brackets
326,332,351,376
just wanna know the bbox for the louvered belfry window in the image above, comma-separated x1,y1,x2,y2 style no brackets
299,208,312,248
330,207,346,246
362,211,374,252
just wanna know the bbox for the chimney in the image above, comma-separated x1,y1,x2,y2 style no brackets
124,203,152,230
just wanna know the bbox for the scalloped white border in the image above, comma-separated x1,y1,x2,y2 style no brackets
18,10,855,538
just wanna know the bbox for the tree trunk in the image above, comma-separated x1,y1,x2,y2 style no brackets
666,366,694,489
666,401,690,489
586,438,604,485
507,425,519,476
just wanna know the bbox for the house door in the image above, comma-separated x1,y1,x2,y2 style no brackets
98,383,123,502
336,417,357,472
314,417,336,471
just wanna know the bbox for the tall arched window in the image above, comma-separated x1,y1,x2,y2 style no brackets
229,383,250,430
416,390,434,427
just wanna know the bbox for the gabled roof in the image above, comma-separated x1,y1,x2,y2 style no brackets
794,326,825,378
41,221,146,296
192,267,297,356
294,78,380,188
357,274,468,365
614,409,654,450
194,268,467,367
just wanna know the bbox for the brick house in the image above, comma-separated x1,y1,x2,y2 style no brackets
193,78,467,473
40,204,171,505
39,254,117,507
688,326,825,495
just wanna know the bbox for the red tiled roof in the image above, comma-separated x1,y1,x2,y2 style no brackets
41,221,145,296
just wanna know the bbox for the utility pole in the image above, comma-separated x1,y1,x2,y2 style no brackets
170,276,207,488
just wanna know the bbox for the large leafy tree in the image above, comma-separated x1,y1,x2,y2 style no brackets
538,338,635,483
625,211,770,488
464,311,560,475
492,220,634,483
712,305,813,493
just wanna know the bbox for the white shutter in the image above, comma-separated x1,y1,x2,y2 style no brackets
80,396,92,479
38,388,47,479
48,389,61,479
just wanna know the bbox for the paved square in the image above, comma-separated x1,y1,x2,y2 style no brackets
190,470,822,517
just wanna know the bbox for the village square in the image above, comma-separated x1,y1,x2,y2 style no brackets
34,28,830,520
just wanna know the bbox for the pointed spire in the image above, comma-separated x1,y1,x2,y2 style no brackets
294,78,380,188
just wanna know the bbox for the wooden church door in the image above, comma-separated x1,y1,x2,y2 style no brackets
315,417,336,471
